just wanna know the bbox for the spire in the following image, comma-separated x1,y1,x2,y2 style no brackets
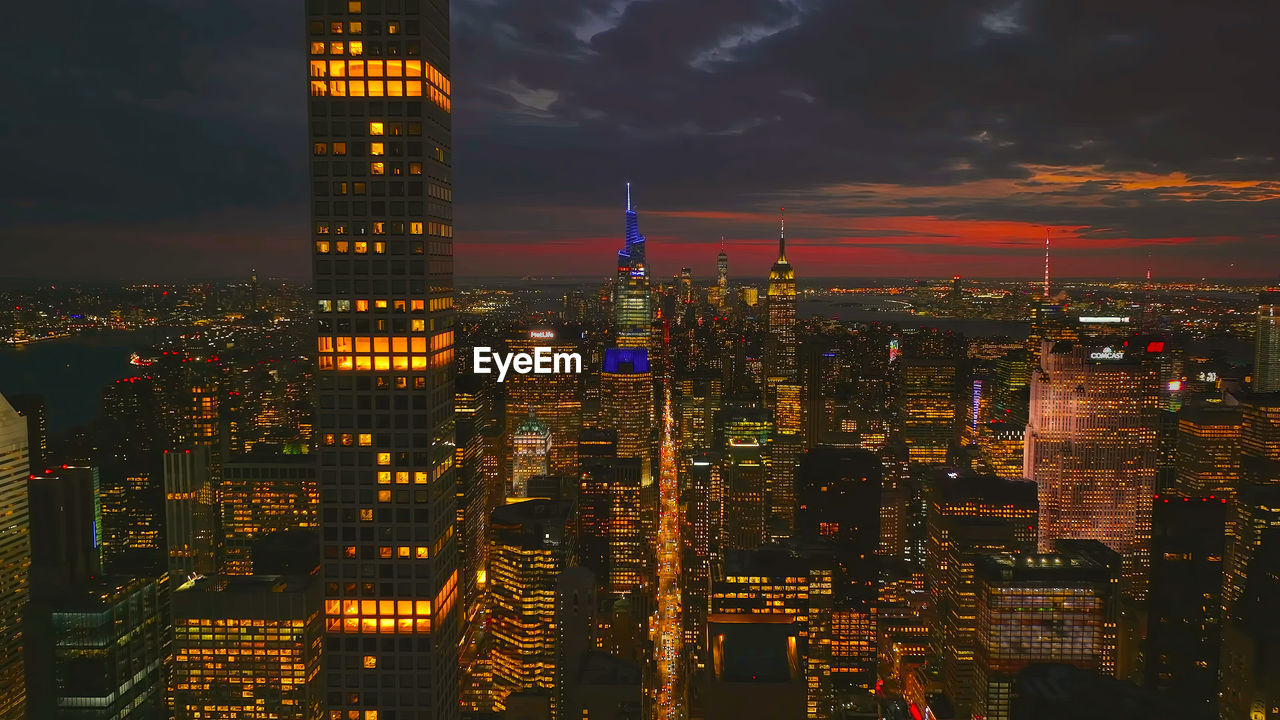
1043,228,1051,299
778,207,786,259
626,182,632,213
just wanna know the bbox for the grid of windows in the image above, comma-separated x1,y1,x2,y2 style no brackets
309,0,458,718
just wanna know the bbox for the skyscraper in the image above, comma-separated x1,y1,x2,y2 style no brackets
219,452,319,575
601,348,654,486
614,184,651,349
924,469,1039,718
164,447,218,581
171,575,324,720
898,359,958,466
1254,290,1280,391
1145,493,1226,714
714,241,729,308
764,211,797,384
511,412,550,498
487,499,576,711
972,552,1116,720
307,1,459,716
504,328,582,476
1025,340,1160,597
0,392,29,719
1174,405,1241,497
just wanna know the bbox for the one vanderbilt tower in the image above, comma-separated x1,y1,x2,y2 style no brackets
307,1,459,718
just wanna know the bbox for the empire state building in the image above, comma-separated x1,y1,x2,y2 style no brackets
765,210,796,383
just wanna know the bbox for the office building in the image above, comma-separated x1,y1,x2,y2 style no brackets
721,409,771,551
614,184,652,349
164,447,218,581
924,469,1038,717
455,372,494,619
1223,482,1280,620
1174,405,1242,497
27,467,101,597
705,616,806,720
505,328,582,476
220,452,318,575
171,575,323,719
1255,290,1280,391
0,392,29,720
6,394,47,471
24,575,167,719
972,552,1115,720
600,347,654,486
308,3,461,715
795,446,882,555
1025,340,1160,598
1145,493,1225,714
511,412,550,498
1219,527,1280,720
764,215,797,383
578,458,643,597
487,499,576,711
898,359,957,466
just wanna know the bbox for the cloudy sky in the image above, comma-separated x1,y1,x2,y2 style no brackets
2,0,1278,282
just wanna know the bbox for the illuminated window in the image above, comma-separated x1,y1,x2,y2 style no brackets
310,42,325,55
371,142,385,156
310,60,327,77
369,121,384,136
330,22,344,34
349,21,362,33
313,143,327,156
355,241,368,254
388,22,400,34
410,221,423,235
358,433,372,446
349,0,362,11
329,41,344,54
409,162,422,175
316,240,331,253
349,40,363,55
360,509,373,521
333,142,347,156
371,162,385,175
377,453,391,465
355,299,369,312
378,490,391,502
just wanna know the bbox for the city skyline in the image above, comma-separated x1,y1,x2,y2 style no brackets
2,1,1278,282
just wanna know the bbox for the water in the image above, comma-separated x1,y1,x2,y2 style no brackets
0,330,163,432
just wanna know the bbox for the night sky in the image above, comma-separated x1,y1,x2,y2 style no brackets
3,0,1278,282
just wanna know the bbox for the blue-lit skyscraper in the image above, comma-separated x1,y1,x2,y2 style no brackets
614,183,652,349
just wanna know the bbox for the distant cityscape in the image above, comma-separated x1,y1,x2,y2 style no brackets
1,2,1278,720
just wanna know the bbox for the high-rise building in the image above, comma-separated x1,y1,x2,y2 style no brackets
307,1,459,715
164,447,218,581
1219,527,1280,720
721,409,771,551
455,372,494,619
764,213,797,384
1254,290,1280,391
487,499,576,711
0,391,30,720
795,446,882,556
705,616,807,720
1223,482,1280,620
711,546,837,717
1174,405,1241,497
578,457,643,597
972,552,1116,720
504,328,582,476
1145,493,1226,714
924,469,1038,717
600,348,654,486
171,575,323,719
219,452,318,575
25,574,167,720
1025,340,1160,598
898,359,957,466
6,394,47,471
769,382,804,539
712,241,729,308
511,412,550,498
27,466,101,597
614,184,652,349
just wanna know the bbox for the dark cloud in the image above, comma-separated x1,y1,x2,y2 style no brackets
0,0,1277,280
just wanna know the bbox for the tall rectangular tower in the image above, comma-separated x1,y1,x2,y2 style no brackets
0,392,29,720
1255,290,1280,391
307,0,459,718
